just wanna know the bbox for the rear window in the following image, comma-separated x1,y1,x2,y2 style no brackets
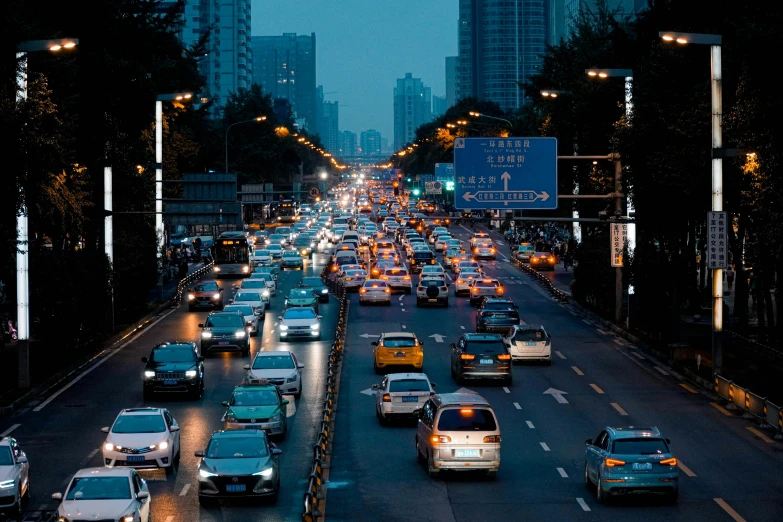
475,281,500,287
437,408,497,431
464,340,507,354
336,257,358,265
382,337,417,348
385,269,408,276
612,438,669,455
389,379,430,393
419,280,443,287
413,252,434,260
514,330,546,342
365,281,387,288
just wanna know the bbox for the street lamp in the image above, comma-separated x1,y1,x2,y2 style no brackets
225,116,267,173
15,38,78,388
540,90,567,98
468,111,512,127
659,31,724,375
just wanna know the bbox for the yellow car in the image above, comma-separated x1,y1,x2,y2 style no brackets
371,332,424,374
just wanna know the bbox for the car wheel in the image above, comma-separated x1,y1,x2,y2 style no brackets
165,462,174,475
242,347,250,356
505,375,513,387
427,452,439,478
378,407,388,426
596,473,607,503
444,299,449,307
386,300,392,306
11,498,22,520
416,439,425,464
188,306,195,312
584,463,592,488
269,479,280,504
416,299,421,307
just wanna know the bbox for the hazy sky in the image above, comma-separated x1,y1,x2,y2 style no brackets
252,0,458,141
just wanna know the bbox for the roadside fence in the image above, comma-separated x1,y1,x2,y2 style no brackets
172,262,215,307
714,374,783,439
510,256,569,302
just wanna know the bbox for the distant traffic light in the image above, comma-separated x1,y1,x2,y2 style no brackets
413,188,420,196
406,177,411,182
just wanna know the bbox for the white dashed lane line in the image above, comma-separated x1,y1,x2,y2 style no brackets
179,484,191,496
611,403,629,416
613,338,624,345
576,498,591,512
557,467,568,478
571,366,584,376
596,328,609,335
1,424,20,437
654,366,670,376
526,421,535,429
631,351,646,360
401,325,407,329
165,516,175,522
555,351,566,360
513,402,521,410
540,442,551,452
460,326,465,330
502,387,510,394
581,319,591,325
79,448,100,466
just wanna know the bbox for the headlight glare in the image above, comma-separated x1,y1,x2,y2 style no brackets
201,332,213,339
199,468,218,478
185,370,197,378
253,467,274,477
144,370,156,378
0,480,15,489
187,293,195,300
311,323,320,330
104,443,114,451
279,324,289,330
157,441,169,450
236,330,247,339
122,515,135,522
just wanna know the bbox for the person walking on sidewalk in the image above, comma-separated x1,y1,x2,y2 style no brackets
726,266,735,293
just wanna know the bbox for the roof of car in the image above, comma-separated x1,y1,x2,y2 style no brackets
432,393,490,407
607,426,662,438
386,372,429,381
73,467,137,478
462,333,504,341
209,429,268,440
253,350,293,358
119,407,164,415
381,332,416,338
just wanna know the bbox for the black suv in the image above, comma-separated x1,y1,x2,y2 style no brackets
450,333,513,385
476,298,521,333
142,342,205,400
198,311,251,356
408,250,436,273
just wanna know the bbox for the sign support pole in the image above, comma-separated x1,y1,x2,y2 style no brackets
614,155,623,324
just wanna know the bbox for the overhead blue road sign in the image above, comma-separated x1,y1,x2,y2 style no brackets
453,137,557,210
435,163,454,181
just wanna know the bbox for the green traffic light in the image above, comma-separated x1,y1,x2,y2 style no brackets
413,189,420,196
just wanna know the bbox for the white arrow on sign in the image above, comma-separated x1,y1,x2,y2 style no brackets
429,334,446,343
359,334,376,338
543,388,569,404
501,171,511,191
360,388,375,396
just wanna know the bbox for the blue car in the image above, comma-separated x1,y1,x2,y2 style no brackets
584,426,679,503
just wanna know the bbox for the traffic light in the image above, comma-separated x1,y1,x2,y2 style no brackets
406,177,411,182
445,181,455,191
413,188,420,196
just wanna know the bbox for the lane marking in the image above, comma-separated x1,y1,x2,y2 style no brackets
401,325,407,329
179,483,191,496
34,308,177,411
401,309,406,312
713,498,747,522
710,402,734,416
555,351,566,360
653,366,670,376
582,319,591,325
460,326,465,330
557,467,568,478
613,338,624,345
631,351,646,360
571,366,584,376
568,309,578,316
576,498,591,512
1,424,20,437
610,402,628,416
680,383,698,394
502,387,510,394
540,442,550,451
747,426,775,444
165,516,175,522
79,448,100,466
513,402,521,410
678,461,697,477
596,328,609,335
589,384,604,394
36,504,47,511
526,421,535,429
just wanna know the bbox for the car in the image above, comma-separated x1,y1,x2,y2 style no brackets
252,249,273,267
293,236,316,258
530,252,557,271
230,290,267,317
279,307,322,340
243,351,305,398
359,279,392,305
255,264,280,278
416,277,449,307
420,265,448,284
473,242,497,260
469,232,491,248
442,248,461,269
52,467,151,522
468,278,505,306
372,332,424,374
186,280,224,311
235,280,271,308
285,287,320,314
429,227,448,243
476,298,521,333
267,233,288,247
373,373,436,425
224,304,261,336
249,272,277,295
414,393,501,478
512,244,536,263
434,234,453,252
299,276,330,302
195,429,282,506
142,342,205,399
101,407,181,473
280,250,304,270
450,333,512,385
222,380,290,437
199,311,250,356
339,268,368,291
266,243,283,259
584,426,679,504
450,253,473,273
503,324,552,364
382,267,413,294
0,437,29,518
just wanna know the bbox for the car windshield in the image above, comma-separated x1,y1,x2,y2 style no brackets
346,271,366,277
205,315,244,328
234,292,262,302
389,379,430,392
252,355,295,369
241,280,267,289
112,414,166,434
224,305,254,316
193,282,219,292
437,409,497,431
151,345,195,363
419,280,443,288
294,238,311,246
514,330,546,342
385,269,407,276
365,281,387,288
282,251,299,258
284,308,317,319
383,337,417,348
612,438,669,455
231,389,279,406
289,289,314,299
461,270,480,278
206,436,269,459
465,340,506,354
336,257,358,265
65,477,131,501
301,278,323,287
0,447,13,465
267,245,282,252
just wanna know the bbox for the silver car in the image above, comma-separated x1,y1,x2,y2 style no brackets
382,267,412,294
504,324,552,364
340,269,368,290
359,279,392,305
373,373,435,425
224,304,261,336
0,437,29,517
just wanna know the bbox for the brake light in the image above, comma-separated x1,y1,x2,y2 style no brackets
460,354,475,360
472,288,479,293
483,435,501,443
659,457,678,466
605,458,626,467
381,276,389,280
360,288,367,294
497,354,511,360
382,393,391,403
431,435,451,444
497,287,504,294
457,279,464,284
549,257,555,262
384,288,391,293
403,276,411,280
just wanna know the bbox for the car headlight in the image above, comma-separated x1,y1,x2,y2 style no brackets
286,373,298,383
144,370,156,379
0,479,14,489
213,266,221,272
122,514,135,522
103,442,115,451
187,293,195,300
236,330,247,339
279,324,289,331
310,242,315,247
243,265,250,273
225,412,236,422
311,323,320,330
262,290,270,297
321,288,329,294
156,441,169,450
212,292,221,299
185,370,198,378
201,331,213,339
253,467,274,477
199,468,218,479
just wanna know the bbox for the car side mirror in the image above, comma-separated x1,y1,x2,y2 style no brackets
169,426,180,432
272,448,283,456
449,343,456,350
17,455,27,464
194,450,205,457
141,357,148,363
222,401,229,407
137,490,150,500
317,315,323,319
431,382,437,387
297,363,305,369
585,439,593,446
371,384,379,389
665,438,671,444
51,492,63,501
101,427,109,433
371,341,378,346
198,323,204,328
243,364,251,370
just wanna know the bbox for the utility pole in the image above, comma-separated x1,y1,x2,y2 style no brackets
614,154,624,324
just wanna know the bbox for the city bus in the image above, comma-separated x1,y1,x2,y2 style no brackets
277,199,300,223
212,231,252,277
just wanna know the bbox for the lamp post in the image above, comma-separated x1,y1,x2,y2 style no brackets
468,111,512,127
15,38,78,388
225,116,267,173
659,31,724,375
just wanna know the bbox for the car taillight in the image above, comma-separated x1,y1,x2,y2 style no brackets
384,288,391,293
457,279,464,284
360,288,367,294
460,354,475,360
497,354,511,360
382,393,391,402
605,458,626,467
472,288,479,293
497,287,504,293
431,435,451,444
382,276,389,280
483,435,501,443
659,457,677,466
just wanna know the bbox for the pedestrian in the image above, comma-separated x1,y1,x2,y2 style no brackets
178,258,188,281
726,266,735,292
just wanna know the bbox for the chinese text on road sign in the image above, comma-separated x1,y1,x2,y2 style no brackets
611,223,627,267
707,211,728,269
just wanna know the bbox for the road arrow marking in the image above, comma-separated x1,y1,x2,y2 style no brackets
359,333,376,338
501,171,511,191
360,388,375,396
429,334,446,343
543,388,569,404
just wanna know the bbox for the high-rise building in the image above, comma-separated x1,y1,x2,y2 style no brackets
457,0,549,111
320,101,339,154
338,130,358,158
360,129,382,158
251,33,316,130
445,56,458,109
564,0,642,40
432,95,447,119
393,73,431,151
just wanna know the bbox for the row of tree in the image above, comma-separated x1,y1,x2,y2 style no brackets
2,0,333,347
392,0,783,348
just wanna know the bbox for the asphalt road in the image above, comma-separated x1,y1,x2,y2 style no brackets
0,245,338,522
326,223,783,522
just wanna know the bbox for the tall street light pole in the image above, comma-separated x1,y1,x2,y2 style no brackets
467,111,512,127
224,116,267,173
659,31,724,376
15,38,78,388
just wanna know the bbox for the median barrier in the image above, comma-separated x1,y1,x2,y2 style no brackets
713,374,783,440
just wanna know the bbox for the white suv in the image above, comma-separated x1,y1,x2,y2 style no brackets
382,267,413,294
416,277,449,307
0,437,29,518
101,408,181,473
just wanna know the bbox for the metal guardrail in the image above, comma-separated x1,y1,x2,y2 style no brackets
172,261,215,307
713,374,783,439
302,266,348,521
510,256,569,302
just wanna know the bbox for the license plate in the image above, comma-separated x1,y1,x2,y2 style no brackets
394,352,406,357
428,298,438,302
633,463,653,471
126,456,145,463
225,484,246,492
480,359,493,364
218,341,229,345
163,379,177,386
455,449,479,458
525,342,537,346
402,396,418,403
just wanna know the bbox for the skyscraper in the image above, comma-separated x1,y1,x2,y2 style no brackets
320,101,339,154
564,0,642,40
360,129,382,158
456,0,549,111
432,95,447,119
445,56,458,109
251,33,317,130
393,73,430,151
338,130,358,158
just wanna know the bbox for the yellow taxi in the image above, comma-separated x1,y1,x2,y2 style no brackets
371,332,424,374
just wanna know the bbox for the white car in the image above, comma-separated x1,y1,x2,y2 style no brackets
249,272,277,295
279,307,322,340
0,437,29,517
429,228,448,244
224,304,260,335
469,278,505,305
243,350,305,398
420,265,448,284
252,249,272,267
101,407,181,473
469,232,492,249
266,244,283,259
455,268,483,296
504,325,552,365
382,267,412,294
231,291,267,316
416,277,449,307
236,280,270,308
473,242,497,260
339,268,368,290
359,279,392,305
435,235,453,252
52,467,151,522
373,373,435,425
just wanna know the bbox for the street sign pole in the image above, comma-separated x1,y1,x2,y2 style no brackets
614,156,623,324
